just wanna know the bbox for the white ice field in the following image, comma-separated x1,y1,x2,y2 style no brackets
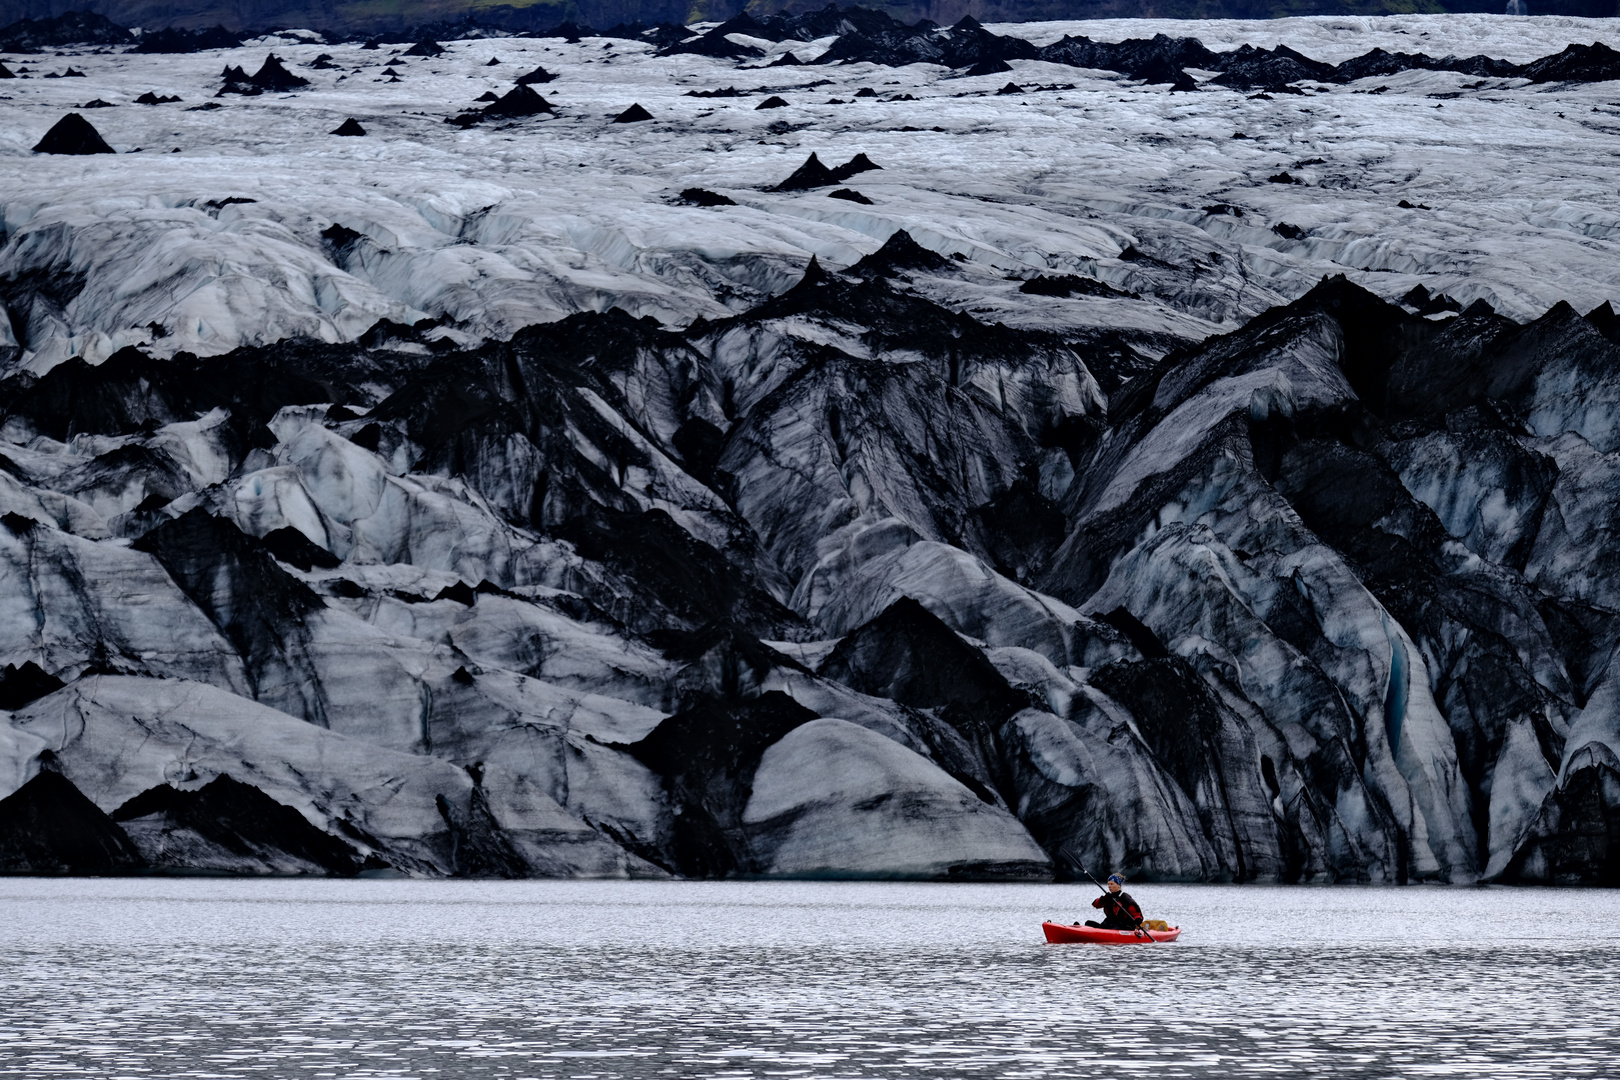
3,13,1619,373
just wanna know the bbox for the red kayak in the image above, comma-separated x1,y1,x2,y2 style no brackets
1042,921,1181,944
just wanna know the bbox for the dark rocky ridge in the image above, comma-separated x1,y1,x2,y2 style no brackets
4,5,1615,91
644,9,1620,91
0,11,131,51
6,1,1616,48
133,24,241,52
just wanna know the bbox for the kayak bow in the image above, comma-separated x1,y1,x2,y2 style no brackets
1042,921,1181,944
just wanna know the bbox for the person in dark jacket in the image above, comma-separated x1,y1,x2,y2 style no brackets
1084,874,1144,930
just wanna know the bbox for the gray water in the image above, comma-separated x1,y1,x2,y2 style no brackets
2,880,1617,1079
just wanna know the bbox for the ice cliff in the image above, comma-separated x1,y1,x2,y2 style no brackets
2,259,1616,884
1,14,1618,882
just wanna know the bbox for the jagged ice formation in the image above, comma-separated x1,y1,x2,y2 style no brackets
1,13,1619,883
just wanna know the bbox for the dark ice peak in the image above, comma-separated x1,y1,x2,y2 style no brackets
963,56,1012,77
251,53,310,90
1401,284,1463,317
848,229,951,279
0,661,66,710
1036,31,1219,81
1210,42,1333,90
678,187,736,206
0,769,145,875
784,254,833,295
483,84,554,119
1520,41,1620,84
111,774,365,875
221,54,310,96
613,103,654,123
773,151,838,191
1335,47,1431,82
773,151,878,193
32,113,113,154
515,64,556,85
830,152,880,181
330,117,367,136
434,580,476,606
404,39,445,57
1585,300,1620,346
661,26,765,60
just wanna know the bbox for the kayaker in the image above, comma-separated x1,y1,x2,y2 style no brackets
1084,874,1144,930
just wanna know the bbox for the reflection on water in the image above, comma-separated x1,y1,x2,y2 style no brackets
2,879,1617,1078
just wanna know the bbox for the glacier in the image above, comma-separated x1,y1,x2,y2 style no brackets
1,12,1617,884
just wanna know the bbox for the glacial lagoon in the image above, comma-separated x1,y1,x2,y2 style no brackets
2,879,1617,1078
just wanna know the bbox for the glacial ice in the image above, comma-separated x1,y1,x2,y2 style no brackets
1,14,1618,883
744,717,1050,878
2,15,1620,373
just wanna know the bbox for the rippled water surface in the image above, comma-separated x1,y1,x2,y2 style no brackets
2,879,1618,1078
